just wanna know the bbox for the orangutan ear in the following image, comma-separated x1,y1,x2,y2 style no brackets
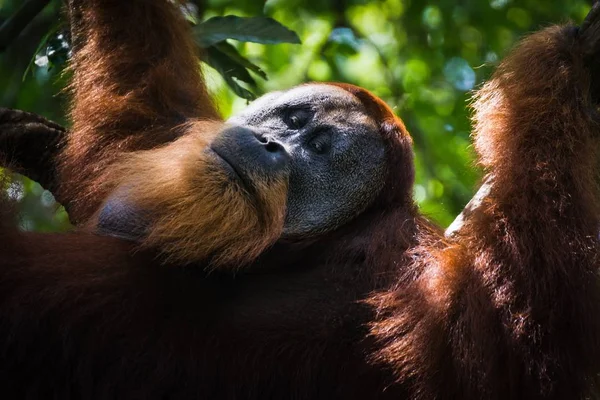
96,191,149,242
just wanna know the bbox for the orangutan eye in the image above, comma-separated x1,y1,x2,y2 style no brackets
284,108,312,130
307,133,331,155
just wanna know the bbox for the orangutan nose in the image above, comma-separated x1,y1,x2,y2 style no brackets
210,126,290,180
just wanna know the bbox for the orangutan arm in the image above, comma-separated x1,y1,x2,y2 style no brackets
371,9,600,399
60,0,221,222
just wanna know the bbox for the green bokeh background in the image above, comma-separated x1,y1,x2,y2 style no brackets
0,0,593,231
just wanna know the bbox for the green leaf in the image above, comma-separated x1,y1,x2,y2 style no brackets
324,27,361,57
195,16,301,47
205,45,256,85
214,41,268,80
45,35,70,71
22,22,64,81
221,74,256,101
204,46,256,100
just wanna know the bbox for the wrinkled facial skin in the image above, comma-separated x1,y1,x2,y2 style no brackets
225,84,387,238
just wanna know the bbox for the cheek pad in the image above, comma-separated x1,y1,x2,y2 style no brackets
97,194,149,241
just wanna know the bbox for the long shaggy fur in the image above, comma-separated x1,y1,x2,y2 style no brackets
99,120,288,268
368,25,600,399
60,0,220,224
0,1,599,399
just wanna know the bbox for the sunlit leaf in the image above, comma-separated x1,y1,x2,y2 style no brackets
205,45,255,85
214,41,268,80
195,16,301,47
222,76,255,100
204,46,256,100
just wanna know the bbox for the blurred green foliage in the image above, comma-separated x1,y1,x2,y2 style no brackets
0,0,593,231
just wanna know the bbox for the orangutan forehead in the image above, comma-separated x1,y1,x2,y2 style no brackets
230,84,368,122
278,84,362,107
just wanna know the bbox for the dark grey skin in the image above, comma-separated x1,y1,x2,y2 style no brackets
98,84,388,241
224,84,388,237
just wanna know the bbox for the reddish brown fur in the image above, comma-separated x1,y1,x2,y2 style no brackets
60,0,220,224
0,1,598,399
60,0,292,267
97,120,288,268
368,25,600,399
